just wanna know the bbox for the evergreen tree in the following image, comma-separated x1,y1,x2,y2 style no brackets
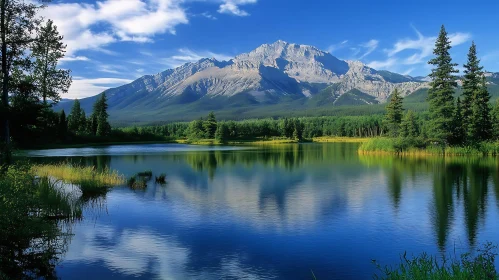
400,110,419,138
68,99,82,132
31,19,71,105
58,110,67,139
79,110,87,135
292,119,304,141
95,93,111,137
203,112,217,139
215,123,229,144
427,25,458,145
449,97,465,145
469,76,492,142
188,118,204,141
384,88,404,137
461,42,483,142
492,99,499,140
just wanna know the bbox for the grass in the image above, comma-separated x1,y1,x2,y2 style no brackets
312,136,368,143
155,173,167,184
127,175,148,189
373,243,498,279
32,163,125,196
358,137,499,156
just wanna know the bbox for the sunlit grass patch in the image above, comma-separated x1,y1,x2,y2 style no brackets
32,163,125,196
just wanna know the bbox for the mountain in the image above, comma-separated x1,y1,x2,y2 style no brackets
58,40,433,124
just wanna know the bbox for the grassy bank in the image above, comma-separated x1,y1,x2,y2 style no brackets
32,163,126,196
373,243,497,279
358,137,499,156
176,136,366,145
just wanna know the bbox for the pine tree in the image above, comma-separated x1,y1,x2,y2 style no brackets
215,123,229,144
427,25,458,145
95,93,110,137
469,77,492,143
79,110,87,135
31,19,72,105
203,111,217,139
68,99,82,132
492,99,499,140
58,110,67,139
449,97,465,145
188,118,204,141
400,110,419,138
384,88,404,137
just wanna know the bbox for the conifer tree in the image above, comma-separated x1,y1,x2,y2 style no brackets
400,110,419,138
384,88,404,137
203,112,217,139
215,123,229,144
427,25,458,145
492,99,499,140
450,97,465,145
95,93,110,137
461,42,482,140
68,99,82,132
469,76,492,142
58,110,67,139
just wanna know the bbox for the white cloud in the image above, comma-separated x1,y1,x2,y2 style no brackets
40,0,189,56
367,58,397,70
162,48,233,67
201,12,217,20
327,40,348,54
218,0,257,16
67,78,133,99
60,56,90,62
358,39,379,59
386,26,471,65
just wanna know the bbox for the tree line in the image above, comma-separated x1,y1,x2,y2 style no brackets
383,25,499,147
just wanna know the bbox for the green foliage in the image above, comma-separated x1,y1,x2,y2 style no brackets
68,99,85,133
95,93,111,137
31,19,71,105
1,163,82,279
400,110,419,138
203,111,217,138
449,97,465,145
469,77,492,142
373,243,498,280
427,25,458,145
461,42,483,141
492,100,499,140
384,89,404,137
215,122,230,144
188,118,205,141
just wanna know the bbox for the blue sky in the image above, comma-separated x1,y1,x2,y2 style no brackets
42,0,499,98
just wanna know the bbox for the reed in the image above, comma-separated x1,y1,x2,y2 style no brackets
32,163,125,196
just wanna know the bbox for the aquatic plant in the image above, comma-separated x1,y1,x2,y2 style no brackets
155,173,167,184
137,170,153,177
128,175,147,190
373,243,498,279
32,163,125,196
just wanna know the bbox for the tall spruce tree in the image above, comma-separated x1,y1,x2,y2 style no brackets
95,93,110,137
450,97,465,145
31,19,72,105
203,112,217,139
400,110,419,138
492,99,499,140
462,42,486,142
427,25,458,145
469,76,492,142
68,99,82,132
384,88,404,137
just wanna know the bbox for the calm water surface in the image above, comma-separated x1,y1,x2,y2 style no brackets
24,143,499,279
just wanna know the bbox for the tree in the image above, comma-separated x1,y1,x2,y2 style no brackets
1,0,42,163
215,123,229,144
427,25,458,145
188,118,204,141
492,100,499,140
469,77,492,142
461,42,483,142
31,19,71,105
400,110,419,138
203,111,217,139
292,119,304,141
384,88,404,137
449,97,465,145
68,99,84,133
94,93,110,137
58,110,67,139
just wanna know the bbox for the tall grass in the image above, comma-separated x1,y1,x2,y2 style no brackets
373,243,498,279
32,163,125,196
359,137,499,156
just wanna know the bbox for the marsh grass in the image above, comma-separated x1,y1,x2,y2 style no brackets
359,138,499,156
32,163,125,196
127,175,148,190
155,173,167,184
373,243,498,279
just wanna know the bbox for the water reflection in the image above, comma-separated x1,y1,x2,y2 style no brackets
24,144,499,279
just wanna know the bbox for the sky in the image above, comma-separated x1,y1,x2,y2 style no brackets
40,0,499,99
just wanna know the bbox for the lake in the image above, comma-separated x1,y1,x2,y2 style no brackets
23,143,499,279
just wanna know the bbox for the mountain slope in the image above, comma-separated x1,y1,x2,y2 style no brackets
57,40,431,123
